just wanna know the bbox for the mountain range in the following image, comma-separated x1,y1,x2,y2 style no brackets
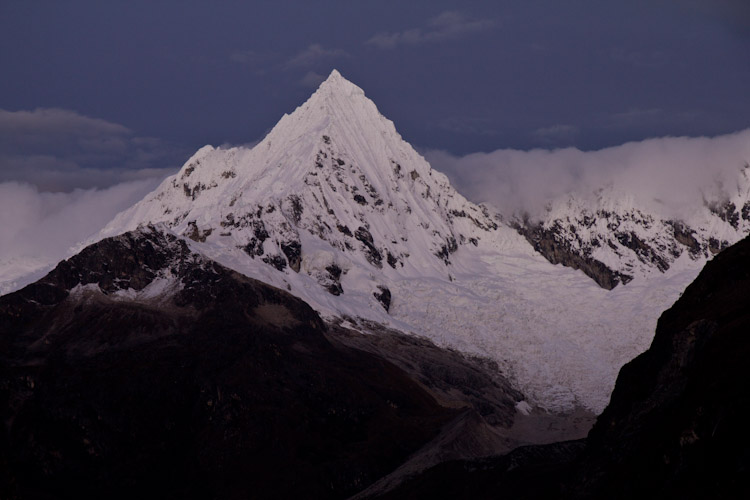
83,70,748,413
1,70,749,498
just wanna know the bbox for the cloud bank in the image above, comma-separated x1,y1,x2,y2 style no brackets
0,179,162,256
424,129,750,218
0,107,184,292
0,179,164,291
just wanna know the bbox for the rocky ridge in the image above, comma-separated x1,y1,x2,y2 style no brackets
513,166,750,289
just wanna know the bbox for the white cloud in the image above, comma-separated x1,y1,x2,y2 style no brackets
284,43,349,69
0,107,181,290
0,179,163,291
367,11,494,49
298,71,326,88
424,129,750,217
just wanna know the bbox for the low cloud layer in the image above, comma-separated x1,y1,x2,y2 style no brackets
0,179,163,286
0,108,183,191
0,107,182,291
424,129,750,218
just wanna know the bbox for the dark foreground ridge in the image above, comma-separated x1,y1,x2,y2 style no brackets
0,227,457,499
376,234,750,499
575,231,750,498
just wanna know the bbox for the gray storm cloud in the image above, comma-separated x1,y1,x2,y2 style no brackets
424,129,750,218
0,108,183,191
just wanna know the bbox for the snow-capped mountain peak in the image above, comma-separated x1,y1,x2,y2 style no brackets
88,71,748,415
100,70,498,297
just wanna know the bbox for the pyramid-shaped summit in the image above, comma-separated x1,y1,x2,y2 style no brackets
101,69,500,297
93,70,703,414
244,68,424,189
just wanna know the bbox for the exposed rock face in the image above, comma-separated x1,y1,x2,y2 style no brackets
0,227,457,500
185,220,212,242
373,285,391,312
355,226,383,268
512,220,631,290
280,240,302,272
512,170,750,289
668,220,702,257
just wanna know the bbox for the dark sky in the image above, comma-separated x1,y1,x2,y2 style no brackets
1,0,749,190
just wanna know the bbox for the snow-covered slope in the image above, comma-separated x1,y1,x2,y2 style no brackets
100,69,500,314
513,168,750,289
78,70,726,413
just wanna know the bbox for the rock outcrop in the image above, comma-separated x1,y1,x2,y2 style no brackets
512,170,750,289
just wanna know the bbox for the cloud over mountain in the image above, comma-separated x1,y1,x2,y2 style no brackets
0,179,162,292
424,129,750,217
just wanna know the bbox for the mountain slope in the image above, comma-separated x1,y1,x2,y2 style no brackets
513,166,750,289
3,72,742,414
370,233,750,499
101,70,497,284
1,226,601,499
82,70,717,413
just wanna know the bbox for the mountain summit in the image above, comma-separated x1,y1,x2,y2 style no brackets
92,70,734,413
101,69,499,296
